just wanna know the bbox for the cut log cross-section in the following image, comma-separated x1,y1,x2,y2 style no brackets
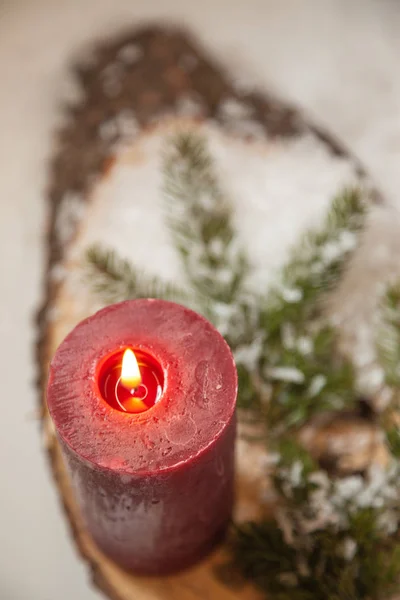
37,25,384,600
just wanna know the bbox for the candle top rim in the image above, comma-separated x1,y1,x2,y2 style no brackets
47,299,237,475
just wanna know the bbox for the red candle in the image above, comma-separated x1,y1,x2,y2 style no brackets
47,299,237,574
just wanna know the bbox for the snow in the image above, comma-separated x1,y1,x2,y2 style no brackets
175,94,204,118
98,119,118,142
117,43,143,65
281,323,295,349
209,237,224,258
342,537,357,561
275,459,400,540
297,336,313,355
218,97,254,120
50,264,67,283
265,366,305,384
55,192,86,246
234,336,264,369
321,230,357,265
281,287,303,303
308,374,327,397
115,110,140,141
58,117,365,328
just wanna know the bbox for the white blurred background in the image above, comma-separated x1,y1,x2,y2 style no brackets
1,1,400,598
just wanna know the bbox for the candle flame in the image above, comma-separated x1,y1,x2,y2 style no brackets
121,349,142,389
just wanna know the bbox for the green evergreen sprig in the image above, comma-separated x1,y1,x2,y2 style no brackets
232,515,400,600
86,135,366,431
377,283,400,388
245,188,366,430
264,188,366,328
259,188,366,357
86,245,191,305
163,132,249,307
233,440,400,600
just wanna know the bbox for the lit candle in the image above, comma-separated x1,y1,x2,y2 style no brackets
98,348,163,413
47,299,237,574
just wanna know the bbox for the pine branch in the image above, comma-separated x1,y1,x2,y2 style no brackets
376,282,400,388
86,245,191,305
231,502,400,600
162,132,249,311
385,427,400,459
263,325,357,431
237,189,366,426
263,188,367,336
233,445,400,600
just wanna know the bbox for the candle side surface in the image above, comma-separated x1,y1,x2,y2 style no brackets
47,299,237,574
59,417,235,573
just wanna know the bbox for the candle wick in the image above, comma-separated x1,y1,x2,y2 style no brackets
115,377,128,412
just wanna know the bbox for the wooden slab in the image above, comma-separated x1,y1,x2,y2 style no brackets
37,25,387,600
